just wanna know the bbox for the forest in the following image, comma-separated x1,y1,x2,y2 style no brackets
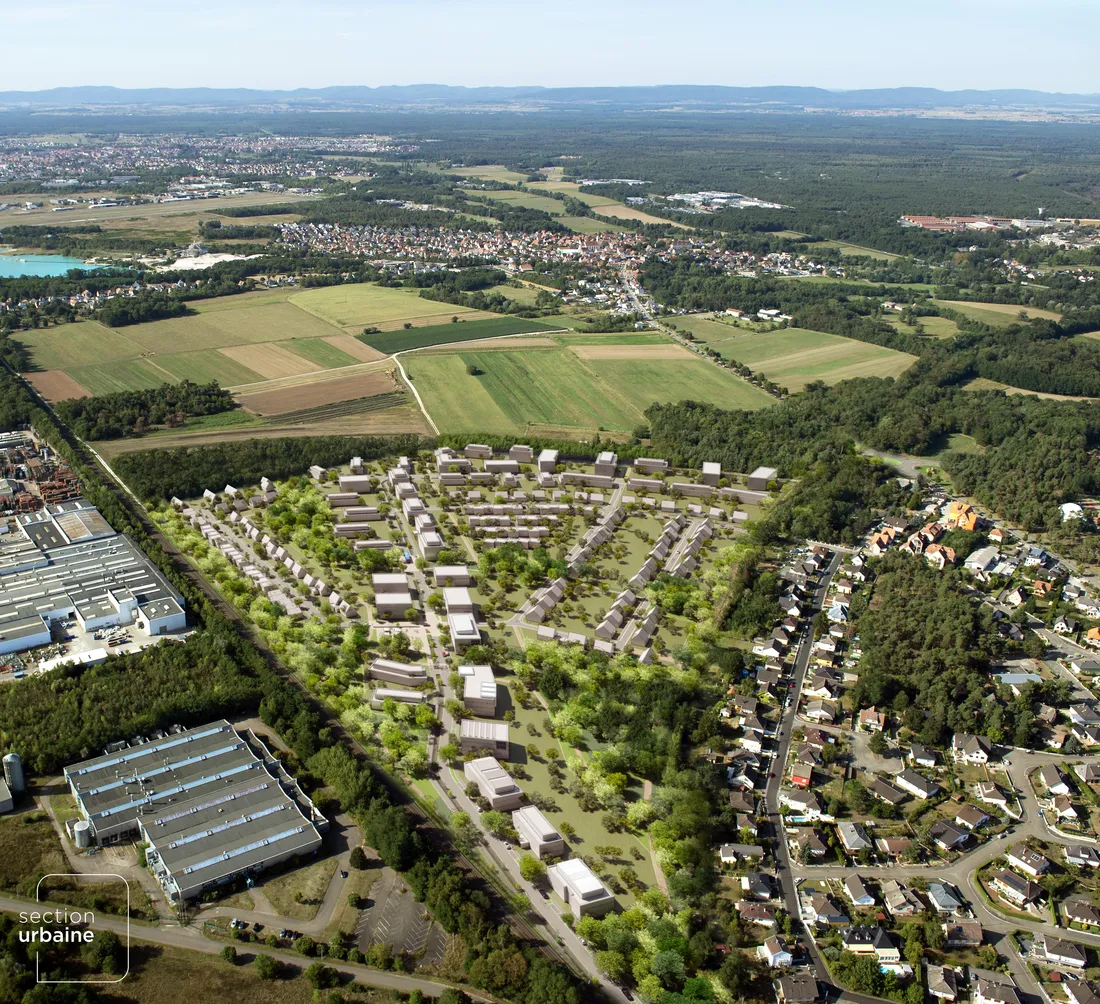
54,380,237,440
94,291,191,326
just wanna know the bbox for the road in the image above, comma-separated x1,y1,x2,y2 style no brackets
0,893,479,1001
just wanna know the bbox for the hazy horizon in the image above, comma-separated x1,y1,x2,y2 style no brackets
4,0,1098,94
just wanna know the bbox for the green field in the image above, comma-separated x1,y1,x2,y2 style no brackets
805,239,901,261
462,188,566,216
147,349,264,385
488,283,541,306
932,299,1062,327
68,358,170,395
18,322,145,370
358,316,560,354
889,315,960,339
552,332,669,345
407,344,773,434
282,337,360,369
673,318,917,391
289,283,483,330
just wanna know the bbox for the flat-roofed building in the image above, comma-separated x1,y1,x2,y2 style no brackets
65,720,325,852
460,719,510,757
369,658,428,686
449,612,481,649
460,664,497,716
372,573,409,593
548,858,615,916
370,688,426,707
634,457,669,474
0,500,186,655
537,449,559,473
443,586,475,613
594,452,618,477
702,462,721,486
431,565,471,587
464,756,523,810
375,591,415,618
513,804,565,858
509,445,534,463
748,466,778,491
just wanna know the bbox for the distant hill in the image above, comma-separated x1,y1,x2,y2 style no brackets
2,84,1099,113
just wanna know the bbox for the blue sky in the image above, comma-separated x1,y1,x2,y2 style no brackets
4,0,1098,93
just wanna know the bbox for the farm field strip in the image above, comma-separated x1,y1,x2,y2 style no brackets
932,299,1063,326
281,337,361,369
235,368,398,415
289,283,483,329
358,315,561,354
461,188,566,215
219,342,324,379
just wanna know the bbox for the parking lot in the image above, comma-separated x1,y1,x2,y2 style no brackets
356,867,445,965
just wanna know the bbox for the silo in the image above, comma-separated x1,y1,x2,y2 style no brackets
2,752,23,793
73,820,93,849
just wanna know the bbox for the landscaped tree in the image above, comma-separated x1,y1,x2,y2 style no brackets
253,954,279,980
519,853,547,884
220,944,237,965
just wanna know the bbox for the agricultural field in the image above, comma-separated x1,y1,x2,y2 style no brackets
440,164,530,183
673,318,917,391
236,367,398,415
559,215,625,233
932,299,1062,326
357,315,561,354
804,239,901,260
462,188,566,216
888,315,961,339
962,376,1097,402
405,340,773,435
590,203,691,228
288,283,489,332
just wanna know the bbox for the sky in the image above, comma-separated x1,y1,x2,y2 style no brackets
3,0,1099,94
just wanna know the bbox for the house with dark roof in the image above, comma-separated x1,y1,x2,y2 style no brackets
776,973,819,1002
943,921,983,947
955,803,990,830
894,768,939,800
929,820,970,852
1064,899,1100,927
840,926,900,964
992,869,1042,906
1045,936,1088,969
927,965,960,1001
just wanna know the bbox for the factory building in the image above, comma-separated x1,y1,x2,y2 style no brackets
64,721,326,901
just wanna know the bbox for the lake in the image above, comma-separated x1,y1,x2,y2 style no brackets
0,253,100,277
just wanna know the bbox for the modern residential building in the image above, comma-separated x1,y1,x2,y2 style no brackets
512,804,565,858
464,756,523,810
840,926,900,964
459,719,510,757
369,658,428,686
459,664,497,716
548,858,615,917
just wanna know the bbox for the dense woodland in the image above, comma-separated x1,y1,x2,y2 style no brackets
55,380,237,440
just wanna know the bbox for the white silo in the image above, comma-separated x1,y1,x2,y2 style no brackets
73,820,93,849
2,752,23,793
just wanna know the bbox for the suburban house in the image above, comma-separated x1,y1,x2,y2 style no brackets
759,936,794,968
977,781,1009,810
790,761,814,789
858,707,886,732
908,744,938,768
1039,764,1072,795
808,893,849,926
742,871,778,901
926,882,964,915
1044,936,1088,969
926,965,960,1001
1064,899,1100,927
875,837,913,860
776,973,819,1002
548,859,615,917
952,733,992,764
840,926,900,964
803,700,836,723
991,870,1042,906
738,901,777,927
955,803,990,830
1066,845,1100,869
976,977,1022,1004
790,828,828,860
1065,981,1100,1004
943,921,983,947
720,843,765,866
837,821,872,854
843,874,876,907
894,768,939,800
929,821,970,852
869,779,906,806
882,879,923,917
1052,795,1079,821
1006,842,1050,877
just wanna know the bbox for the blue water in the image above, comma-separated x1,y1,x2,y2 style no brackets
0,254,100,277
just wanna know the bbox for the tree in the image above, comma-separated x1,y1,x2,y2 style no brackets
254,954,279,980
294,934,316,956
719,950,755,995
305,962,340,989
652,949,687,989
81,930,122,975
437,989,471,1004
869,730,888,756
220,944,237,964
519,853,547,883
349,845,368,869
482,810,512,839
596,949,628,982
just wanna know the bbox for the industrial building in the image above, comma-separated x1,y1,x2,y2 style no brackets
0,499,186,655
64,721,326,901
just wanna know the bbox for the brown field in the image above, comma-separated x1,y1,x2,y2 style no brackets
219,343,323,379
26,370,91,400
95,404,429,458
569,343,692,360
237,370,396,415
320,334,386,361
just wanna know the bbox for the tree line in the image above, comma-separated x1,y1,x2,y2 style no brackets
54,380,237,440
